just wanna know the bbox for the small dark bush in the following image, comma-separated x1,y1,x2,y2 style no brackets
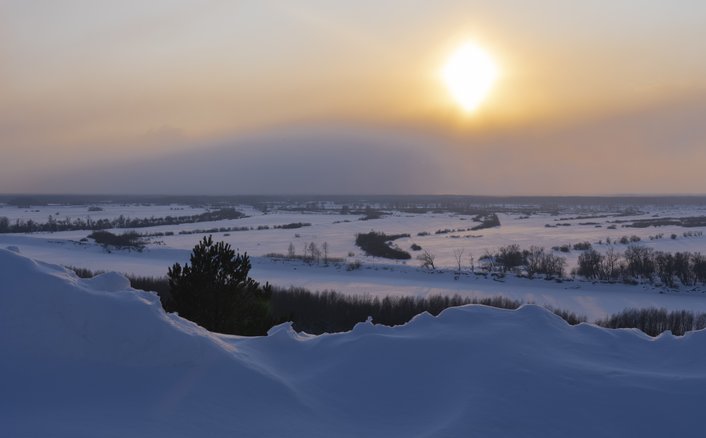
88,230,145,250
355,231,411,259
496,244,525,271
471,213,501,230
577,249,603,280
525,246,566,278
274,222,311,229
359,209,385,220
624,245,655,279
572,241,592,251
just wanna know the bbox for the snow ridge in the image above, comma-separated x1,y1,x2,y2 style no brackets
1,248,705,437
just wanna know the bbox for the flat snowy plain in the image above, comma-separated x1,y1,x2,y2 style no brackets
3,200,706,320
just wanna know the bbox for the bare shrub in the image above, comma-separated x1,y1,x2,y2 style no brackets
418,250,436,270
453,248,465,274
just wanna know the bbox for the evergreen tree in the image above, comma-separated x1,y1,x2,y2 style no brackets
168,236,272,335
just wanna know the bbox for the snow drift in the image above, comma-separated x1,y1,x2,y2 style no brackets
1,247,705,437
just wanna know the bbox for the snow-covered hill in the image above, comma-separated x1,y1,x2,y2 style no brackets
1,247,705,437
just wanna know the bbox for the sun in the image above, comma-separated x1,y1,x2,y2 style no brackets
442,42,499,112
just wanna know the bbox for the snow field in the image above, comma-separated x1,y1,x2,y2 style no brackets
4,203,706,320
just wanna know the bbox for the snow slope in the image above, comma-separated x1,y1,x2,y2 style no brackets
2,247,705,437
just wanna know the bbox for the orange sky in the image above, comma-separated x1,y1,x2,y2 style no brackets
2,1,706,194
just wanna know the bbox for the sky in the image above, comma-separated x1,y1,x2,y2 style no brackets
2,0,706,195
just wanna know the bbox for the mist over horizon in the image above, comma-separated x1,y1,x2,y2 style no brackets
6,94,704,196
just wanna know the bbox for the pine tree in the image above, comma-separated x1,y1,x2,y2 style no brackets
168,235,272,335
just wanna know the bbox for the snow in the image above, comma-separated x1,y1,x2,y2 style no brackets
5,203,706,272
2,247,706,436
4,203,706,320
2,241,706,322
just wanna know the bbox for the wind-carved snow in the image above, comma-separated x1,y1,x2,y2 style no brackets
1,247,705,437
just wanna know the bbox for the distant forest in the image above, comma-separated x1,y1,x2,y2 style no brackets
5,194,706,215
0,208,245,234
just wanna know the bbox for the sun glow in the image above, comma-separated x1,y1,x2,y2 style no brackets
442,42,499,112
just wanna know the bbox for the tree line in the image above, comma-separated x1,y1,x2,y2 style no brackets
480,243,706,288
0,208,245,234
577,246,706,287
596,308,706,336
